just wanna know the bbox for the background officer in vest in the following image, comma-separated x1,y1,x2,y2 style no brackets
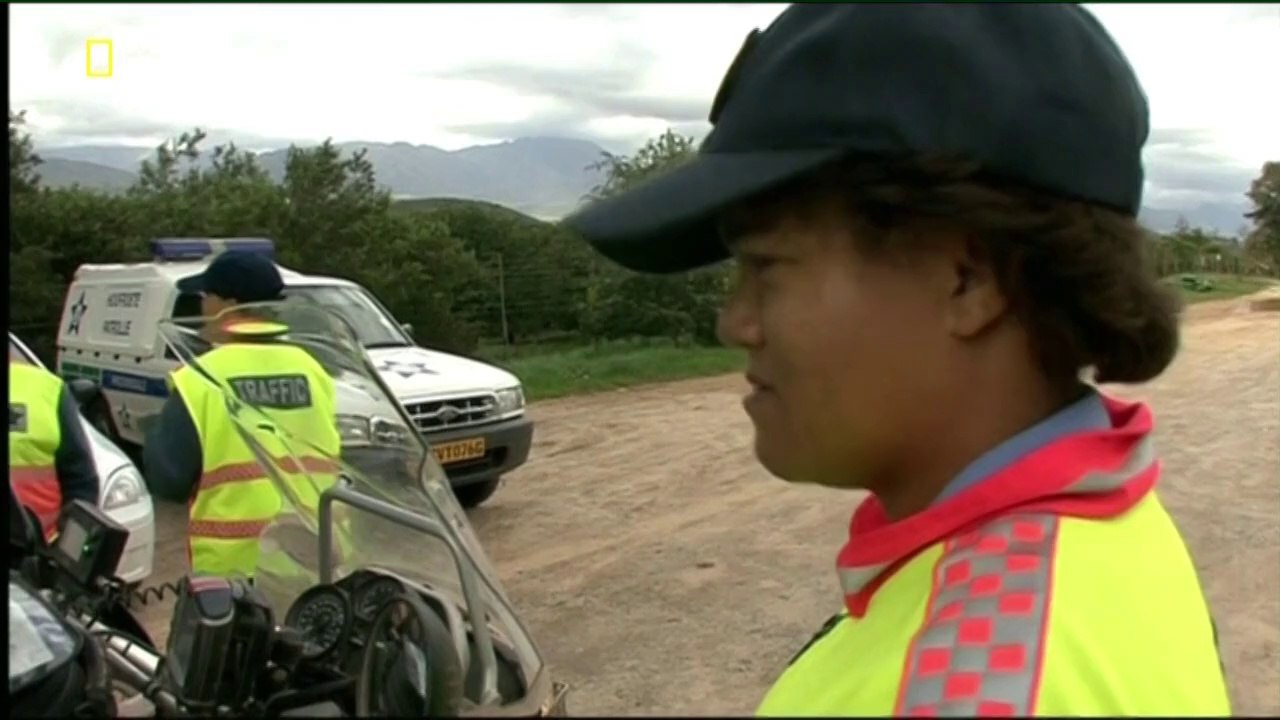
9,358,100,539
144,251,340,579
566,4,1230,716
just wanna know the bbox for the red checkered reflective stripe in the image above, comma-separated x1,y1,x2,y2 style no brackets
895,514,1059,717
188,518,273,539
199,456,340,491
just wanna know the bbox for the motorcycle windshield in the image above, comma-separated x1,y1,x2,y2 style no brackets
158,302,545,710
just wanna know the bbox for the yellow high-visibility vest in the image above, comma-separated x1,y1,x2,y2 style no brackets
757,492,1231,716
9,362,68,539
170,338,340,577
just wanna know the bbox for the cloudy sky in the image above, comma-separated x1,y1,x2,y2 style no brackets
8,3,1279,213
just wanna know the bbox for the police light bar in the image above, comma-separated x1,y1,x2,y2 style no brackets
151,238,276,262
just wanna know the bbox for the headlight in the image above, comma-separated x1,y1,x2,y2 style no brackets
494,386,525,415
102,467,144,511
371,417,414,446
339,413,415,446
336,414,372,445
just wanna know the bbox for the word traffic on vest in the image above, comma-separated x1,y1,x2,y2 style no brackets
227,374,314,410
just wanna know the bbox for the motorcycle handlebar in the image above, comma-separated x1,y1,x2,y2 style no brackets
81,615,180,716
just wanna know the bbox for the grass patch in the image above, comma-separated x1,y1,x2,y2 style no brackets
471,273,1278,401
1165,273,1277,305
477,338,744,402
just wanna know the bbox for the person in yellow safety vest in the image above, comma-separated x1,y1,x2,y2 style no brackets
9,359,101,540
564,4,1231,716
142,250,341,579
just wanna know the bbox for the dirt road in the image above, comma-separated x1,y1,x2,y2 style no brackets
140,291,1279,716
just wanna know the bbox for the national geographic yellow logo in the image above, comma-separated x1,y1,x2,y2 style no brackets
86,38,113,78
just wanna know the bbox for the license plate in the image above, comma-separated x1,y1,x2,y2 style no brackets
433,437,486,464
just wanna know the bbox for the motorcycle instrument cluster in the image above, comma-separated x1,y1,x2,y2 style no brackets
352,576,404,621
284,584,354,660
281,571,407,666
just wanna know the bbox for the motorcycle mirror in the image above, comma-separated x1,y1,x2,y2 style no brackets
66,378,102,410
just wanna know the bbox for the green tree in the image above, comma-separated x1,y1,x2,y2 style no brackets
399,199,596,343
130,130,287,239
275,141,484,351
1245,161,1280,272
8,115,491,356
578,129,730,344
1156,217,1239,275
8,114,780,361
366,212,486,353
9,112,141,361
278,140,388,266
586,129,697,201
133,128,206,194
8,110,42,197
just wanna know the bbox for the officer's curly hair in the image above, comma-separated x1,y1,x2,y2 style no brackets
770,154,1184,388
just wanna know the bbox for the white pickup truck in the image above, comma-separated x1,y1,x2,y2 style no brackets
55,238,533,507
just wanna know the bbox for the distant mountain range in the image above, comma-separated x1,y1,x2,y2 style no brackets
1137,205,1252,238
33,137,1252,233
34,137,610,220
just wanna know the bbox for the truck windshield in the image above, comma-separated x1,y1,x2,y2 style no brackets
282,285,409,349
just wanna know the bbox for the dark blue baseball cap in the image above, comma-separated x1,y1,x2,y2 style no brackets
565,3,1150,274
177,251,285,303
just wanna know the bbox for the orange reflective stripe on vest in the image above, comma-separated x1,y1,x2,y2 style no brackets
188,518,274,539
200,456,341,492
9,362,67,539
10,467,60,487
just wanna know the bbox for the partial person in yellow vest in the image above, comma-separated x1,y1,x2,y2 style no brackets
142,250,341,579
565,4,1231,716
9,359,101,539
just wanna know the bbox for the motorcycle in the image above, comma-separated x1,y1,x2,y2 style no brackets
71,302,568,717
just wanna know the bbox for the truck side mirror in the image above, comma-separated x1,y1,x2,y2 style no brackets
67,378,102,409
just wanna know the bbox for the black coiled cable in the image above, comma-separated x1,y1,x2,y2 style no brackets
123,580,184,608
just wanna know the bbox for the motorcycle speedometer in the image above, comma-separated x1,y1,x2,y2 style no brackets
353,576,404,621
284,585,353,661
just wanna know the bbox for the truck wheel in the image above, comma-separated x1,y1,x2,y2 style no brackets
453,477,501,509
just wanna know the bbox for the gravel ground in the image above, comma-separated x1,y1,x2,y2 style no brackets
138,290,1280,715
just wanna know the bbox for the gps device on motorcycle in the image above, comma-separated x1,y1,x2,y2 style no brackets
164,576,235,706
50,500,129,587
162,575,275,710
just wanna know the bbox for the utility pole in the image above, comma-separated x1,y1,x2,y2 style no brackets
497,253,510,345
